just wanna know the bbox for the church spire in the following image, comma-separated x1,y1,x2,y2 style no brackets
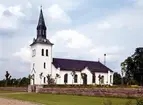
30,6,53,46
37,6,47,39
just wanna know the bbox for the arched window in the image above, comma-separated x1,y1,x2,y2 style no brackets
44,77,46,83
101,76,104,84
46,49,48,56
64,74,68,84
110,75,112,83
92,73,96,83
44,62,46,69
74,74,78,83
42,49,44,56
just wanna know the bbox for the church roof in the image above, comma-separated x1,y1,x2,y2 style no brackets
37,8,46,30
53,58,113,73
30,38,53,46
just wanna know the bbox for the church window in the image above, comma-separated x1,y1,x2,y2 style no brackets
64,74,68,84
74,74,78,83
101,76,104,84
110,75,112,83
44,62,46,69
44,77,46,83
46,49,48,56
32,49,36,57
92,73,96,83
42,49,44,56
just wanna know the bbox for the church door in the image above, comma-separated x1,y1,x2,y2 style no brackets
83,74,87,85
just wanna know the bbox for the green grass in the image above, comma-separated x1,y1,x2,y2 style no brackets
0,90,16,93
0,93,137,105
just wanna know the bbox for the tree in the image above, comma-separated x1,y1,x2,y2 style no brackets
5,71,11,86
47,74,55,85
121,47,143,85
39,72,43,84
98,75,104,85
81,73,86,85
71,71,76,84
55,74,60,83
19,77,30,86
113,72,121,85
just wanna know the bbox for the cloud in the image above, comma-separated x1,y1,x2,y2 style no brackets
51,0,81,11
0,57,30,79
45,4,71,24
89,46,124,62
51,30,92,49
0,4,25,35
13,41,31,63
135,0,143,7
7,5,25,17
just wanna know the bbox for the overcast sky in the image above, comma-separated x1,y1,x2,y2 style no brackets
0,0,143,79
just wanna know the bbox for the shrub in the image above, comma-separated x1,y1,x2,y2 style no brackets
136,98,143,105
130,85,140,88
125,100,133,105
43,84,116,88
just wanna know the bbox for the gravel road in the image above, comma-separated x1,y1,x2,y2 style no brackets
0,97,42,105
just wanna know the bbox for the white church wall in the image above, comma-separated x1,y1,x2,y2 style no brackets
51,65,60,84
31,43,53,85
60,71,73,84
95,72,108,85
81,67,92,84
50,66,113,85
110,72,114,85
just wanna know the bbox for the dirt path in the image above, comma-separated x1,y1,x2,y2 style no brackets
0,97,42,105
0,92,43,105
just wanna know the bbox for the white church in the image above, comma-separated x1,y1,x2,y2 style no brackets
30,8,114,86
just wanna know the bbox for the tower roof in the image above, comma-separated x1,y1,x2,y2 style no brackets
37,7,46,30
30,7,53,46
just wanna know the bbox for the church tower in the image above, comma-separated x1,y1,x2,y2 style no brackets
30,7,53,85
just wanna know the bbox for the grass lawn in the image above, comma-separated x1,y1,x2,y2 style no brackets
0,93,137,105
0,90,16,93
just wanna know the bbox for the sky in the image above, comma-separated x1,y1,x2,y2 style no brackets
0,0,143,79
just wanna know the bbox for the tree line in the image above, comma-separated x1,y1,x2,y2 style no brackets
114,47,143,86
0,71,30,87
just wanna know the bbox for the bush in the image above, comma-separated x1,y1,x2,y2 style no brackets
130,85,140,88
43,84,116,88
136,98,143,105
125,100,133,105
